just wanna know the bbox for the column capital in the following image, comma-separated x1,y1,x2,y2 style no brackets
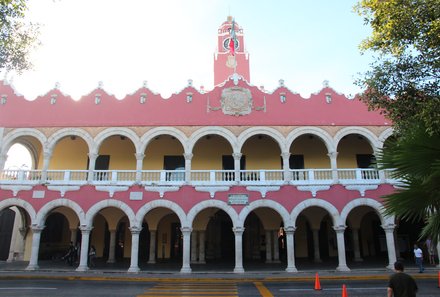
129,226,142,234
43,151,52,160
284,226,296,234
232,152,242,160
135,153,145,160
79,225,93,233
183,153,193,160
30,224,45,232
180,226,193,234
333,225,346,233
382,224,396,232
233,226,245,235
280,152,291,159
327,151,338,158
88,152,98,160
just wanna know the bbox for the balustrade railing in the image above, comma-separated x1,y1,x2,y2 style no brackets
0,168,395,187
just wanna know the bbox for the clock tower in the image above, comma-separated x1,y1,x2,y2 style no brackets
214,16,250,86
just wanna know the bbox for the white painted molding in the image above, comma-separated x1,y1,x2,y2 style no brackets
47,186,80,197
246,186,280,198
144,186,179,198
344,185,378,197
296,185,330,197
0,185,32,197
195,186,230,198
95,186,129,198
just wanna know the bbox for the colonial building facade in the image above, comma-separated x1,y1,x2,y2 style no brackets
0,17,430,273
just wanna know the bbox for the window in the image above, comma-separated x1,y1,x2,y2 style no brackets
164,156,185,181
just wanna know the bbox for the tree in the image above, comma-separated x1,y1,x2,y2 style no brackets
0,0,39,73
355,0,440,241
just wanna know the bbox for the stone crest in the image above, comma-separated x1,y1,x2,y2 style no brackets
221,87,253,116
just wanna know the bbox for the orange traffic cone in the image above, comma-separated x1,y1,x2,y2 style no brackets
314,273,321,290
438,271,440,288
342,284,348,297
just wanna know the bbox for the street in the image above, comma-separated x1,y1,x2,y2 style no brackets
0,278,439,297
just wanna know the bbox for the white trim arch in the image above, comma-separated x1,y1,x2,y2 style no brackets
237,127,286,153
135,200,187,229
378,128,395,149
84,200,136,227
187,200,239,228
239,200,293,228
340,198,393,226
334,127,380,151
286,127,335,153
35,199,86,227
46,128,94,155
1,128,46,156
291,199,342,227
0,198,36,222
94,127,141,154
140,127,188,154
187,127,237,154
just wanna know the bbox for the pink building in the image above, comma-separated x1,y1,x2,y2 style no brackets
0,17,420,273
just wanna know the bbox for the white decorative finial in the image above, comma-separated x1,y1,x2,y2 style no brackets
323,80,329,88
98,81,104,89
187,79,193,87
279,79,284,87
54,82,60,90
142,80,148,88
232,73,239,86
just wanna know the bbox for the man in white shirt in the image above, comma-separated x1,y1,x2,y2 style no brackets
413,244,424,273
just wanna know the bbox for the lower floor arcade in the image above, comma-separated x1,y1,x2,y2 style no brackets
0,198,439,273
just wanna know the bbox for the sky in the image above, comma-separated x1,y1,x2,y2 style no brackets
5,0,373,100
4,0,374,168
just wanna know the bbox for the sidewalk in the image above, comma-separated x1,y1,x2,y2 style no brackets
0,260,438,282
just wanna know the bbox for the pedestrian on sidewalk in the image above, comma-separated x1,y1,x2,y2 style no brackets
387,261,418,297
89,245,96,267
413,244,424,273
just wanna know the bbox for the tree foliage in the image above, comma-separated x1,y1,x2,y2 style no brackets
0,0,38,73
355,0,440,241
355,0,440,135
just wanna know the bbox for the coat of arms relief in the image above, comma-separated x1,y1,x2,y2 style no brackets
220,87,253,116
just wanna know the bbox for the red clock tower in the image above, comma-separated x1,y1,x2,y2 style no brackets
214,16,250,85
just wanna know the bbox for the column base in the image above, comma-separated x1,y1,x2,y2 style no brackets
386,264,394,270
25,264,39,271
180,267,192,273
128,267,140,273
147,260,156,264
336,265,350,272
75,265,89,272
354,257,363,262
313,258,322,263
233,267,245,273
285,267,298,273
107,259,115,264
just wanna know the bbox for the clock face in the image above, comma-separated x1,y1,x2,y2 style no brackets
223,38,239,51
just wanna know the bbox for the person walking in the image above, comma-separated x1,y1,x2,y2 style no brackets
413,244,424,273
387,261,418,297
89,245,96,267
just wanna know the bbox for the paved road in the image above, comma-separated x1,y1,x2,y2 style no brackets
0,278,439,297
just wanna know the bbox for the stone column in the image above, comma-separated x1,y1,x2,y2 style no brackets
184,153,193,183
285,226,298,272
233,153,242,182
135,153,145,183
76,226,92,272
107,229,117,263
128,226,141,273
25,225,45,270
40,151,52,183
352,228,363,262
233,227,245,273
191,231,198,263
198,230,206,264
148,230,156,264
334,225,350,271
327,151,338,183
265,230,272,263
312,228,322,263
281,152,291,182
382,224,397,269
0,153,7,170
87,152,98,182
273,230,280,263
180,227,192,273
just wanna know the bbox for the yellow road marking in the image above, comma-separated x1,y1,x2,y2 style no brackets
138,281,239,297
254,281,274,297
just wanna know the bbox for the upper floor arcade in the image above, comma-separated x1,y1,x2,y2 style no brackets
0,125,396,188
